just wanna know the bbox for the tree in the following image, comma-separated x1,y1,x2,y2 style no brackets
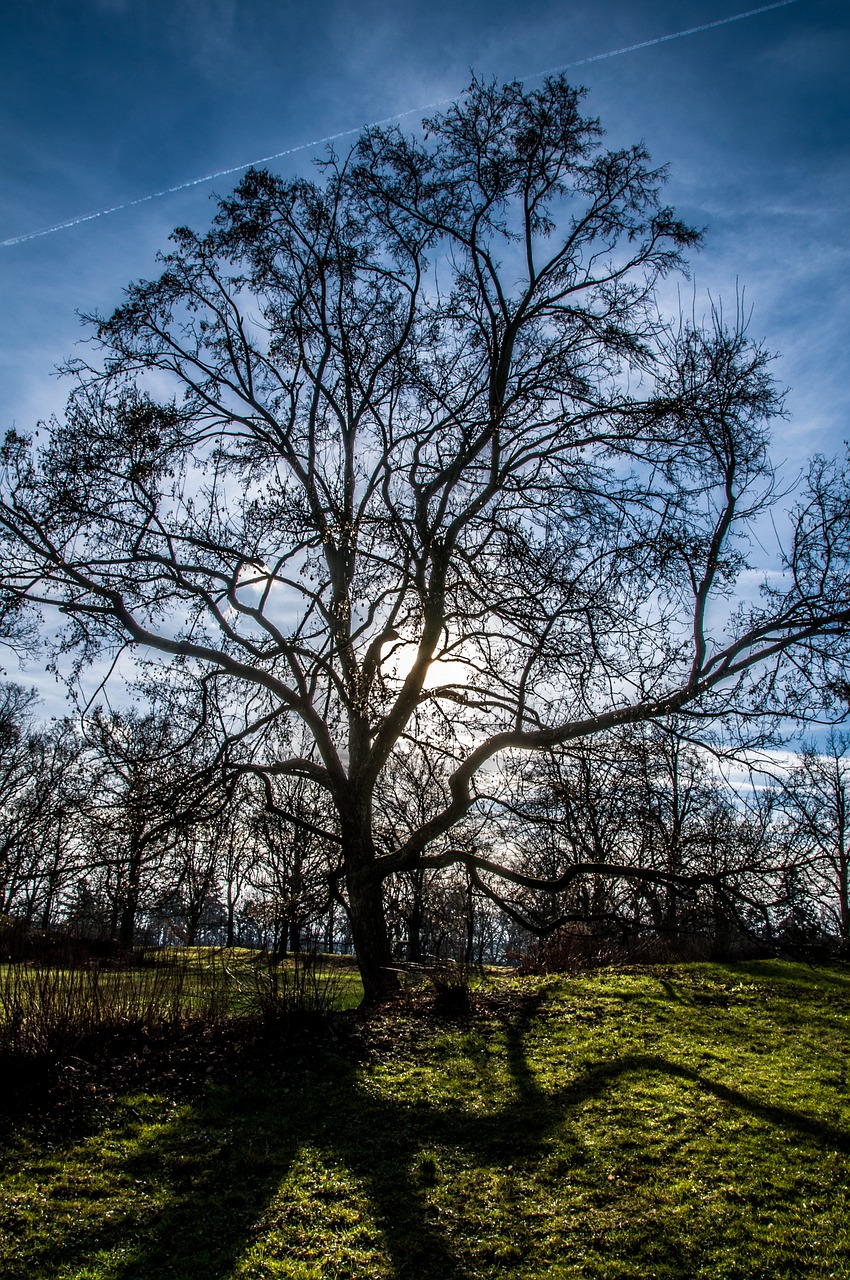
245,775,337,954
492,734,636,939
82,706,226,948
17,719,91,931
778,732,850,950
2,77,849,1001
627,722,735,940
212,776,256,948
485,724,760,952
0,683,42,917
0,688,89,927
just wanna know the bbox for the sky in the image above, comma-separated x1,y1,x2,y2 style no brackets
0,0,848,710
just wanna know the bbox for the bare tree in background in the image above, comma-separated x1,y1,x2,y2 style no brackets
778,732,849,950
82,707,227,948
244,774,337,954
2,77,849,1000
0,685,42,918
0,688,90,928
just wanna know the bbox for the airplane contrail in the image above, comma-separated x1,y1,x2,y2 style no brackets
1,0,800,249
524,0,799,78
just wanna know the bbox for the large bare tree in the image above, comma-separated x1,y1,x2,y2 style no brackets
2,78,848,1000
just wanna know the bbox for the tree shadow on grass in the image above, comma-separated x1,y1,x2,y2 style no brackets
24,991,850,1280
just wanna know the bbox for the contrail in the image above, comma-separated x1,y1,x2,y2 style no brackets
1,0,799,249
523,0,799,77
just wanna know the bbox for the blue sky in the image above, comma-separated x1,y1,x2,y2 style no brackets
1,0,848,707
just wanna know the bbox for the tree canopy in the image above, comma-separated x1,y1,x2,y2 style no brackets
2,77,848,999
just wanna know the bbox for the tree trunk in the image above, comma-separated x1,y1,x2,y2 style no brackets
324,896,335,954
346,862,398,1004
407,875,424,963
838,851,849,950
118,837,143,950
40,895,54,931
407,908,423,963
464,875,475,967
837,780,848,950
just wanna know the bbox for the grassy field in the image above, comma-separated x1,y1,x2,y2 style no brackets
1,960,849,1279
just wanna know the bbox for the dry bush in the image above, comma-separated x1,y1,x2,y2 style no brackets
425,958,473,1018
518,927,722,974
244,948,342,1026
0,948,233,1069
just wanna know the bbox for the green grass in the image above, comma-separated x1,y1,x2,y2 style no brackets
2,961,850,1278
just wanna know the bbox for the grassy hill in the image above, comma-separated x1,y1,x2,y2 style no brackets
2,961,849,1278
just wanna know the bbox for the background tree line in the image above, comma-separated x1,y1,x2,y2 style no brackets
1,678,847,965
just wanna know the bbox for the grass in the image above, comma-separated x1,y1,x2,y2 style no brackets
2,960,850,1278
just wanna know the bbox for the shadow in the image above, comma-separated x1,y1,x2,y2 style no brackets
15,994,850,1280
100,1046,469,1280
654,976,688,1003
549,1054,850,1154
718,959,850,990
502,987,552,1105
